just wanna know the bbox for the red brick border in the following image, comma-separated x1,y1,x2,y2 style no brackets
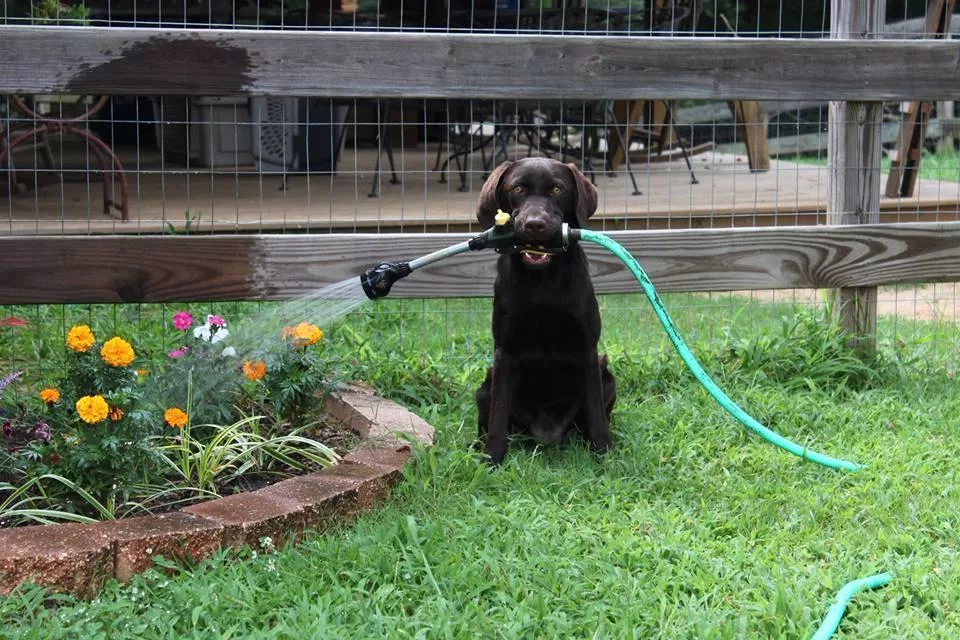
0,385,434,598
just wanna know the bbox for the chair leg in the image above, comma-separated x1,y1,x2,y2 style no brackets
433,138,446,172
605,103,643,195
663,101,699,185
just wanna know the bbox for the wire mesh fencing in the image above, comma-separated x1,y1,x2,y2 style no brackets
1,0,959,370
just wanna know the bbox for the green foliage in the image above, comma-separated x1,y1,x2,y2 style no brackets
717,308,903,394
163,210,201,236
1,327,161,519
240,325,336,433
149,313,239,427
156,414,339,495
18,0,90,24
0,309,342,525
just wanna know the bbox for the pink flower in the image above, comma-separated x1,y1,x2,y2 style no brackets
173,311,193,331
0,317,28,328
168,346,190,359
207,314,226,327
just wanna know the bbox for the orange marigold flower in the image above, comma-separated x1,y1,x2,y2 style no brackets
100,336,136,367
66,325,96,353
109,407,125,422
164,407,189,429
282,322,324,348
242,359,267,381
76,395,110,424
136,369,149,377
39,388,61,405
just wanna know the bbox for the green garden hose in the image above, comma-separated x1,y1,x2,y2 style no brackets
810,572,892,640
577,230,891,639
577,229,863,472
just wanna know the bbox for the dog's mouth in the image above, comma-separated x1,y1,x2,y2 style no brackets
520,249,553,268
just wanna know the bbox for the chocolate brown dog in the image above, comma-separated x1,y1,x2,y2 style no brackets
474,158,616,464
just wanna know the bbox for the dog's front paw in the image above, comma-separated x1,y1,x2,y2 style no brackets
483,442,508,466
589,432,614,455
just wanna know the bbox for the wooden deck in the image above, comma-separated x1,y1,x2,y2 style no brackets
3,145,959,235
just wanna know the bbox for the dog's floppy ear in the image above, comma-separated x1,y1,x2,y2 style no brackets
477,161,514,229
566,162,598,228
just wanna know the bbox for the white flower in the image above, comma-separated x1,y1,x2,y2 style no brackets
193,322,230,344
221,346,237,357
193,324,212,342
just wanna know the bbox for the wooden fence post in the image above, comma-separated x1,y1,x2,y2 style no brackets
827,0,885,356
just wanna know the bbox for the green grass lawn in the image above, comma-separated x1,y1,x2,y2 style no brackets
3,294,960,638
784,148,960,183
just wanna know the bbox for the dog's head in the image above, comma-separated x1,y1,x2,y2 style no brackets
476,158,598,269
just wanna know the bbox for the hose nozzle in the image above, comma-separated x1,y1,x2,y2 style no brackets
360,261,411,300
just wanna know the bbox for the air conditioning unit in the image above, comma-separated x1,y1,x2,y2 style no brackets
152,96,254,168
250,98,350,174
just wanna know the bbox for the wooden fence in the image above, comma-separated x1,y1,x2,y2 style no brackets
1,0,959,353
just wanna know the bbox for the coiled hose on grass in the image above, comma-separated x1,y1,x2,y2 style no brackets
578,229,863,473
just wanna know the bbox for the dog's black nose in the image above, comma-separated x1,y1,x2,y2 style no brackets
519,218,546,236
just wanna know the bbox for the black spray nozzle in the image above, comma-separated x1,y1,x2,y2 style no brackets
360,261,411,300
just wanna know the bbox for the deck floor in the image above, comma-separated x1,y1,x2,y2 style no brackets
3,144,959,235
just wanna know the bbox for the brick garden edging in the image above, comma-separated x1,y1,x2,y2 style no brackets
0,384,435,598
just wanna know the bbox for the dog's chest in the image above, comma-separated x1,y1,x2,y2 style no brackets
495,304,588,355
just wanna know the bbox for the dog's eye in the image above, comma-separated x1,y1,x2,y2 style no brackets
511,185,525,194
551,186,563,195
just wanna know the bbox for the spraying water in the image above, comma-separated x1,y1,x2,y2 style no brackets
229,277,371,356
147,277,372,426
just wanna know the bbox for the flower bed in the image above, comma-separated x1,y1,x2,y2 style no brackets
1,311,357,527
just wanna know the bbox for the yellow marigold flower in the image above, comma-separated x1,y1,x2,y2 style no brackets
242,359,267,381
109,406,125,422
100,336,136,367
39,388,61,405
76,395,110,424
164,407,189,429
282,322,324,348
66,325,96,353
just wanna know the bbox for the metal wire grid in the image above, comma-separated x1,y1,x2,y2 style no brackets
0,0,958,363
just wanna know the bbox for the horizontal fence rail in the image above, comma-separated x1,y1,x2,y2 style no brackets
1,27,960,99
2,222,960,304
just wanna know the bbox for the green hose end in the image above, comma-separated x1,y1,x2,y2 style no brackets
810,572,892,640
801,449,864,472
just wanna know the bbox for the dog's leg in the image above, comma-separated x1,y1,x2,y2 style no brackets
581,350,614,454
485,354,515,465
474,367,492,450
600,354,617,421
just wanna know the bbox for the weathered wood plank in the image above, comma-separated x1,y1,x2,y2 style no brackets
2,223,960,304
2,27,960,100
827,0,885,355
